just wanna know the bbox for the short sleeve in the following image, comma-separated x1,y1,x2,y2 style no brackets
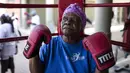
39,44,48,62
88,51,96,73
0,26,6,38
0,27,6,50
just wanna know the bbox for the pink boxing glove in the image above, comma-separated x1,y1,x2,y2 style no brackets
83,32,115,71
23,24,51,59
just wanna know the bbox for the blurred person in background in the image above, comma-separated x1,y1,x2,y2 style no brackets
0,13,18,73
11,12,21,55
11,12,21,36
27,9,40,32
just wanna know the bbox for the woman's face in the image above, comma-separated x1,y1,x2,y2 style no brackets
61,12,82,36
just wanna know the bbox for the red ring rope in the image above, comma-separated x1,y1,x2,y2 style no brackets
0,3,130,8
84,3,130,7
0,3,58,8
0,33,59,42
0,32,129,49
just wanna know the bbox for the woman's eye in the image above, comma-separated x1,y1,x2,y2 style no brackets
71,19,77,23
63,17,67,21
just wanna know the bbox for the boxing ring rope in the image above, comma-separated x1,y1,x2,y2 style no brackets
0,33,59,42
0,2,130,8
84,3,130,7
0,2,130,49
0,3,58,8
0,34,130,49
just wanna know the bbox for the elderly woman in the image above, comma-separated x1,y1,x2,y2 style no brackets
29,3,105,73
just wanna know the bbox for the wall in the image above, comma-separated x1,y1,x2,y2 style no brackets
85,0,95,23
85,0,130,25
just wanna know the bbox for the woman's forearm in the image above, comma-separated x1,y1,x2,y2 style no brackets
29,55,44,73
95,68,109,73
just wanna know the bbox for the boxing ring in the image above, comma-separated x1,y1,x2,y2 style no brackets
0,1,130,72
0,2,130,48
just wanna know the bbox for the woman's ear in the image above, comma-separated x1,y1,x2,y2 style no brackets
80,24,82,31
80,22,84,31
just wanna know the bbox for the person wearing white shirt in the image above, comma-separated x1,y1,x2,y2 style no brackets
0,14,17,73
11,12,21,37
30,9,40,32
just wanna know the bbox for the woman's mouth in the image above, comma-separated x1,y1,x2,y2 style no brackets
63,25,73,30
63,27,73,30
